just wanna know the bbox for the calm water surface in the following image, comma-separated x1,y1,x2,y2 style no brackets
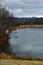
8,28,43,58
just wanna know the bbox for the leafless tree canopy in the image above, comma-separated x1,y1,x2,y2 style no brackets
0,3,13,17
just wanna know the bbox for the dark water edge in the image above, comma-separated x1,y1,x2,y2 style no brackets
0,42,13,55
0,28,43,59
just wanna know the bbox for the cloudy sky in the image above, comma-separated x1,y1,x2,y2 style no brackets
0,0,43,17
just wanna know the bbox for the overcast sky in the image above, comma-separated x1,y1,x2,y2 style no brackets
0,0,43,17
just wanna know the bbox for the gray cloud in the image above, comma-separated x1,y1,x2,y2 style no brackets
0,0,43,17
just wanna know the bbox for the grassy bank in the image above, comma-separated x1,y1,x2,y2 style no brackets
7,24,43,30
0,53,43,61
0,53,43,65
0,60,43,65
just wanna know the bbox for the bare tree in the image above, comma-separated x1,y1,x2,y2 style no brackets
0,4,5,17
0,3,13,17
0,3,13,37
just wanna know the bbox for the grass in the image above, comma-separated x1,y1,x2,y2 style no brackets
7,24,43,30
0,53,43,65
0,60,43,65
0,52,43,60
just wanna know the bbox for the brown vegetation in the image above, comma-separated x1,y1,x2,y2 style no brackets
0,52,43,61
0,35,9,44
0,60,43,65
6,24,43,30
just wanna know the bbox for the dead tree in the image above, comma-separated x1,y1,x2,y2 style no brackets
0,3,13,37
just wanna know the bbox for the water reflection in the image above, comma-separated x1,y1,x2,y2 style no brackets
0,41,13,54
1,28,43,58
9,28,43,58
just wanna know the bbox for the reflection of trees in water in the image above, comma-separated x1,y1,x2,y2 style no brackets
0,41,13,55
13,30,18,38
0,29,17,55
10,30,18,38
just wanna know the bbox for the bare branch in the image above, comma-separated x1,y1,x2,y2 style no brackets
0,3,13,17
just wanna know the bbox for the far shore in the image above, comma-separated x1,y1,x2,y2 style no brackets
7,24,43,30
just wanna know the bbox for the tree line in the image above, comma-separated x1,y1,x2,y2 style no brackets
0,4,43,30
0,3,43,39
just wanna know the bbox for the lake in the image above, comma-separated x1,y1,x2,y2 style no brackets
1,28,43,58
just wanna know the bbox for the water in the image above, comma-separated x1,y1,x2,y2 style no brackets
1,28,43,58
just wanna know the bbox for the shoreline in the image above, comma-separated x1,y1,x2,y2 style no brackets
7,24,43,30
0,24,43,60
0,35,9,45
0,52,43,60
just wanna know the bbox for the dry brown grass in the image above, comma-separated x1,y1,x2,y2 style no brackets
7,24,43,30
0,60,43,65
0,53,43,65
17,24,43,28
